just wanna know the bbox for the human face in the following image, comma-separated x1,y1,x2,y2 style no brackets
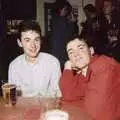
18,30,41,61
66,38,93,69
103,1,112,15
60,6,68,17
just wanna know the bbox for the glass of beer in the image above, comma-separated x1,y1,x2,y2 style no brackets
2,83,17,107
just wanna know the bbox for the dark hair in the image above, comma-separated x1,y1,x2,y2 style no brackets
104,0,112,3
69,35,96,48
65,2,72,16
17,20,41,39
102,0,113,8
52,1,72,16
84,4,96,14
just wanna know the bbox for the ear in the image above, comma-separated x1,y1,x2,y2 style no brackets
17,39,23,47
90,47,94,56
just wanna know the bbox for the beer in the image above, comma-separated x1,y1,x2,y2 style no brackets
2,83,17,107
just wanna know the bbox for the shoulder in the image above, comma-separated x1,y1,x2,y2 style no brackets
90,55,120,72
9,54,24,69
96,55,119,65
39,52,60,65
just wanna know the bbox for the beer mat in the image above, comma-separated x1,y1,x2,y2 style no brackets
24,107,41,120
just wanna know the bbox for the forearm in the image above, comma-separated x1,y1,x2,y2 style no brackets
60,70,83,100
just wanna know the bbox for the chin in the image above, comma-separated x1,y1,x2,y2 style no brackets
29,53,38,58
78,64,87,69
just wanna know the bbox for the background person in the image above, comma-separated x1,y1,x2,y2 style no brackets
51,0,79,70
98,0,120,61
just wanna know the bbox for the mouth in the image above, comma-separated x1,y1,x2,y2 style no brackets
29,49,37,53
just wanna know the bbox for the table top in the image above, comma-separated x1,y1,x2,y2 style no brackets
0,97,90,120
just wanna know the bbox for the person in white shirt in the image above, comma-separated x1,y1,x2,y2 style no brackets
8,20,61,98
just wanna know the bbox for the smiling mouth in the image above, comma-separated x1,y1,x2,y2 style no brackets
29,49,37,53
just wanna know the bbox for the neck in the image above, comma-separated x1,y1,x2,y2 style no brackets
25,55,37,64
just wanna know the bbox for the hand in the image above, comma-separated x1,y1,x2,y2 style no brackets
64,61,81,74
64,61,72,70
71,66,81,74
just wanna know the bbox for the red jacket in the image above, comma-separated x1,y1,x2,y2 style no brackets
60,55,120,120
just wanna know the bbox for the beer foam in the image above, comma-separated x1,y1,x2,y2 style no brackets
2,83,16,89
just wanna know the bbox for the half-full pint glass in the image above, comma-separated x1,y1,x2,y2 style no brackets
2,83,17,107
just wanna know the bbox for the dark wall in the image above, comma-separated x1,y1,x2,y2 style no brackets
0,0,37,80
3,0,36,19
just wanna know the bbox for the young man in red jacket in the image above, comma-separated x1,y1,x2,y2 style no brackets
59,36,120,120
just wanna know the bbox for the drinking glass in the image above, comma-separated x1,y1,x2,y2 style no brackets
2,83,17,107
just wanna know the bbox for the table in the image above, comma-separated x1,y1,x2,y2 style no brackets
0,97,90,120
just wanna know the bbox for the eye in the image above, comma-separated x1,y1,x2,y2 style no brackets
35,37,40,42
78,44,85,50
68,51,74,56
35,38,39,41
24,38,30,42
78,46,84,49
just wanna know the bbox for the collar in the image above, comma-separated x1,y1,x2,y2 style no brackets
23,53,40,66
84,55,100,82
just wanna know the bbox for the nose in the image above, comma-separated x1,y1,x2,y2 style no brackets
31,41,36,48
73,50,79,57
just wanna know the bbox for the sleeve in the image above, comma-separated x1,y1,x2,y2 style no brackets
48,59,62,98
8,63,21,88
84,65,118,120
59,70,85,101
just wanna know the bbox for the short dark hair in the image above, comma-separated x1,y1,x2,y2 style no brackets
52,1,72,16
69,35,96,48
18,20,41,39
84,4,96,14
104,0,112,3
103,0,113,7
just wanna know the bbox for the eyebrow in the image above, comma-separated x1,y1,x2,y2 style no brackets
23,36,40,40
24,37,30,40
77,44,85,47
